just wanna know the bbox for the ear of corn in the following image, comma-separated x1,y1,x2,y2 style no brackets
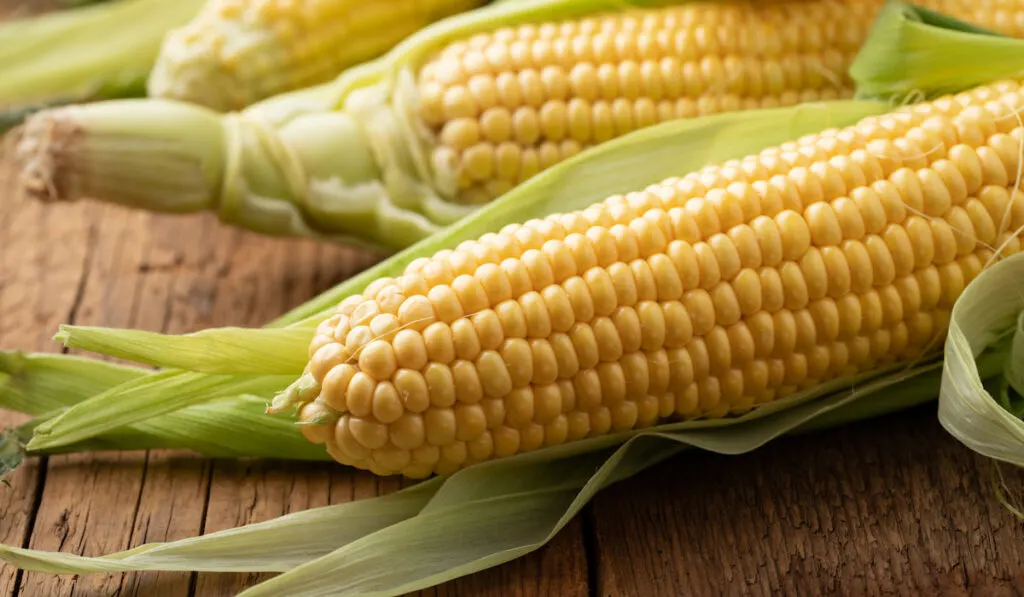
0,0,206,131
266,71,1024,477
147,0,489,112
26,97,893,452
17,0,1024,250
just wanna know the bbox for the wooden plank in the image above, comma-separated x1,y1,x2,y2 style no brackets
113,214,226,597
12,198,168,597
0,155,118,596
589,405,1024,596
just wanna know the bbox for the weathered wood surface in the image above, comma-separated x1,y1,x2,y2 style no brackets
1,4,1023,594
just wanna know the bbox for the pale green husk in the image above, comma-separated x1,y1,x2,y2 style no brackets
4,6,1024,594
939,258,1024,467
850,1,1024,102
0,352,330,469
0,0,205,131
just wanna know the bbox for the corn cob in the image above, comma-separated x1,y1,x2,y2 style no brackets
276,77,1024,478
408,0,1023,205
16,0,1024,250
147,0,488,111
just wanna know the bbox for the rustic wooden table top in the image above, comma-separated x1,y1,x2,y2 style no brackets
2,4,1024,596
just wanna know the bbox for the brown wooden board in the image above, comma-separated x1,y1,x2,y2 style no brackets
1,2,1023,593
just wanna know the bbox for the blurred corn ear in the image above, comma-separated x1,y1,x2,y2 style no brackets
147,0,491,112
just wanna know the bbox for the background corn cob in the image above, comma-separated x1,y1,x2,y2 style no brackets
15,0,1024,251
147,0,489,111
277,76,1024,478
417,0,1024,205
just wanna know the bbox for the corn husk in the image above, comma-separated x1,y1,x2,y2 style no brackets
0,352,329,461
3,5,1024,594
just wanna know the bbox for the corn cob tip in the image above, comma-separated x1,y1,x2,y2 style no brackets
11,99,230,214
147,0,490,112
147,34,243,113
267,372,320,415
14,110,74,204
147,11,273,113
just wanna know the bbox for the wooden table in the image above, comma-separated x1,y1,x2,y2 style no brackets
2,4,1024,594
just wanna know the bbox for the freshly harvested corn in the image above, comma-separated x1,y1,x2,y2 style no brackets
18,0,1024,249
148,0,488,111
283,77,1024,478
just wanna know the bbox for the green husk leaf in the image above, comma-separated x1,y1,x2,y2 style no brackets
0,479,441,573
25,370,297,452
0,351,328,460
1005,312,1024,401
0,0,205,129
0,351,142,415
850,1,1024,102
938,253,1024,466
55,325,312,374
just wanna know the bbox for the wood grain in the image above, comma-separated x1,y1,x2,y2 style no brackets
590,406,1024,597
